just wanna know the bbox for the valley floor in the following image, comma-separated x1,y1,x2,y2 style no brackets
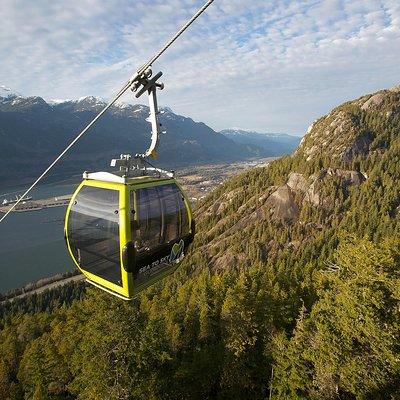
177,157,275,201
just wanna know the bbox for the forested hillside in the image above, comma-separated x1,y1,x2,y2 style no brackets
0,85,399,399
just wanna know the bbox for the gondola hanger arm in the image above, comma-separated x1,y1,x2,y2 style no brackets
132,69,164,159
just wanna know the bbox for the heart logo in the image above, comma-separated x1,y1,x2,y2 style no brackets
169,239,185,263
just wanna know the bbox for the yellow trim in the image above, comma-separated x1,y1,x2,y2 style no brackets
85,280,131,300
124,175,171,185
128,177,176,190
64,179,130,298
64,176,194,300
175,179,194,230
119,183,130,296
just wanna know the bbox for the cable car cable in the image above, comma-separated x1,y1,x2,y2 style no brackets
0,0,214,224
133,0,214,81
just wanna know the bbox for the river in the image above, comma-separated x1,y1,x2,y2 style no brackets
0,181,80,294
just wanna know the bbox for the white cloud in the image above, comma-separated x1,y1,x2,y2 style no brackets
0,0,399,135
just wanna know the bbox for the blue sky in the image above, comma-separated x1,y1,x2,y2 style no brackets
1,0,399,135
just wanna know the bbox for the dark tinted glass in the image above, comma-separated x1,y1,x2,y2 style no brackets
68,186,122,286
134,183,189,253
160,184,180,242
136,186,162,250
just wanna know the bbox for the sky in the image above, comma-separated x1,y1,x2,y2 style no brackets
0,0,399,135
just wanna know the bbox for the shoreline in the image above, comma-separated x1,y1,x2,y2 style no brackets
0,272,85,304
0,195,71,214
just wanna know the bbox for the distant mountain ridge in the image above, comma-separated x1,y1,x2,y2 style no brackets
221,127,294,137
220,128,300,156
0,88,286,188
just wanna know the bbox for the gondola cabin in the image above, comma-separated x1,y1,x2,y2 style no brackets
64,171,194,299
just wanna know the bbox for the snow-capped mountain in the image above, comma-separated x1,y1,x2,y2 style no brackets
0,91,267,187
0,85,22,99
0,90,181,120
220,128,301,156
222,127,295,138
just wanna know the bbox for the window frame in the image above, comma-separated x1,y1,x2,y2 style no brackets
65,180,130,298
130,181,190,254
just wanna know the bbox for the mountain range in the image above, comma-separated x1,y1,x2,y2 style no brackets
220,128,300,156
0,86,299,188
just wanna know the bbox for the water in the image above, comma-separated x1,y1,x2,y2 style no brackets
0,181,80,294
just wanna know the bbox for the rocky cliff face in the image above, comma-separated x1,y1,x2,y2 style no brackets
295,85,400,164
193,84,399,270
